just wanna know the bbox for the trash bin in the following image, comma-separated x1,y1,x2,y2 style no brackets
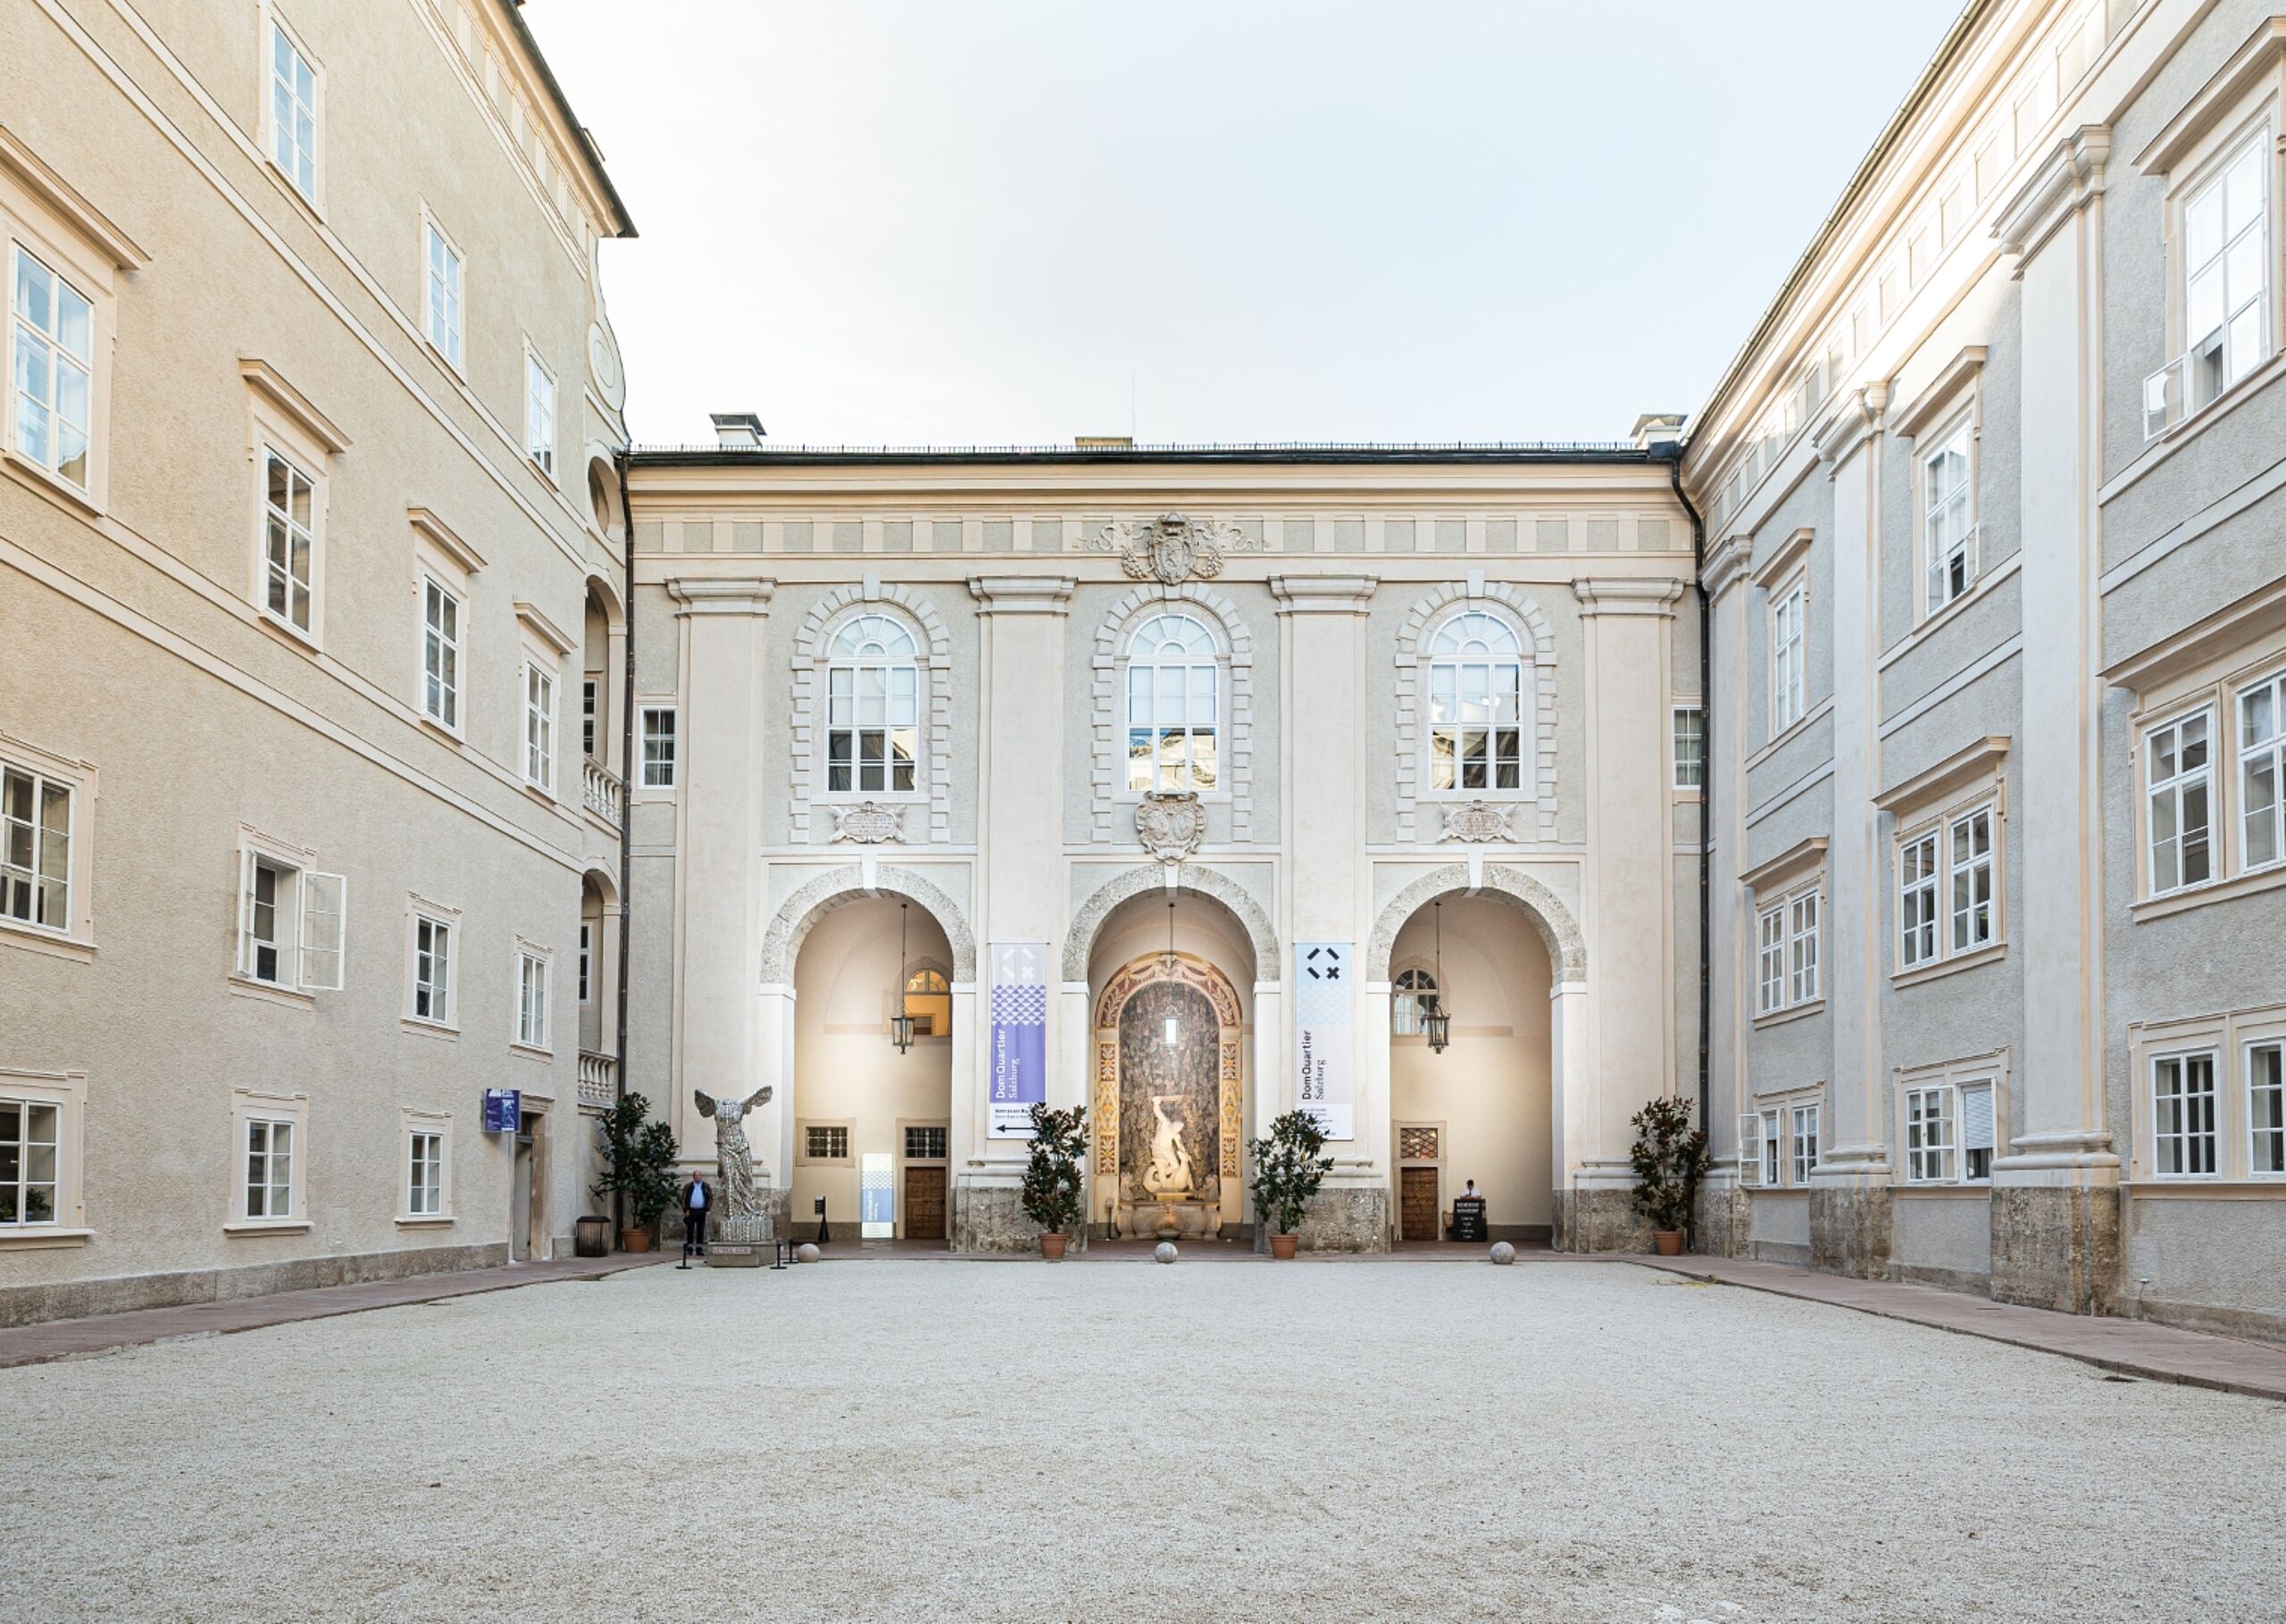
573,1213,611,1258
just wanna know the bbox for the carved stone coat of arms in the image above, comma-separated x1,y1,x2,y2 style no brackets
1091,512,1258,587
1135,792,1206,864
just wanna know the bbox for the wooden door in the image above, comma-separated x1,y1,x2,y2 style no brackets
1400,1166,1439,1243
903,1165,946,1241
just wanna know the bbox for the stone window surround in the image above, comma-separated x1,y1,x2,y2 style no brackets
1393,580,1557,844
2129,1004,2286,1187
1740,837,1826,1028
788,582,953,845
0,729,96,961
1891,346,1986,628
1892,1049,2011,1188
259,3,325,212
403,892,462,1037
797,1118,855,1168
1874,736,2010,987
0,1067,88,1249
1740,1083,1825,1188
397,1107,455,1227
225,1086,311,1236
245,369,346,653
409,507,483,741
512,937,554,1057
1089,583,1255,843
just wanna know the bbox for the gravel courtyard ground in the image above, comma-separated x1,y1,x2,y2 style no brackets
6,1257,2281,1623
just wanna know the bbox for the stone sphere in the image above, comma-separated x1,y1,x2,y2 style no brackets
1154,1242,1179,1264
797,1243,821,1264
1489,1241,1517,1266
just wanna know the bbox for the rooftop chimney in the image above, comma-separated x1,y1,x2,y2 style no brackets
710,412,766,449
1074,435,1134,449
1630,412,1687,452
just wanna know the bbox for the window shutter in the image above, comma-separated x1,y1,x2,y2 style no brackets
301,871,346,991
236,849,257,977
1960,1084,1995,1153
1737,1112,1763,1186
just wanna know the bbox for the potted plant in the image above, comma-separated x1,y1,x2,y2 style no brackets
1629,1095,1710,1256
1247,1109,1333,1259
1021,1102,1089,1259
592,1092,680,1252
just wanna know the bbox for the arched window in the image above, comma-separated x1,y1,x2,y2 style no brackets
903,965,951,1037
1392,967,1439,1037
1426,612,1524,792
827,614,920,794
1126,612,1219,793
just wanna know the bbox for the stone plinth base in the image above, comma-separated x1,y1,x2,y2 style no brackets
1695,1182,1750,1258
1990,1184,2119,1316
1809,1183,1892,1278
952,1185,1077,1253
1551,1187,1652,1253
665,1190,788,1246
1260,1187,1387,1253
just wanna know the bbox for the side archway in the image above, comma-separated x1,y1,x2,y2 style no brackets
1366,863,1585,983
760,864,976,984
1062,864,1279,984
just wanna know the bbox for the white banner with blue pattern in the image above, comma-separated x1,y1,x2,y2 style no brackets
1294,942,1354,1140
989,942,1049,1137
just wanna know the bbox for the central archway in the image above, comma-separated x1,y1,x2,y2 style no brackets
1092,951,1245,1238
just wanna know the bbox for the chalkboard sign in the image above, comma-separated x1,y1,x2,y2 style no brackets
1450,1195,1488,1242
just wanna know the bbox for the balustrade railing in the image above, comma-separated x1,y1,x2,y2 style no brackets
581,756,623,829
579,1049,617,1109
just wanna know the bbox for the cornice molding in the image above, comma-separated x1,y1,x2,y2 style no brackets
0,122,147,269
667,578,775,616
513,601,578,658
967,575,1076,613
239,358,352,455
1571,577,1684,617
2136,18,2286,176
1268,574,1379,614
1739,836,1829,897
1890,346,1989,441
1701,533,1754,601
1814,383,1890,471
407,506,486,575
1873,735,2011,814
1995,125,2110,266
1750,528,1815,591
2102,575,2286,693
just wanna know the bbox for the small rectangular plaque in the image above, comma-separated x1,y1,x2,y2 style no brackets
705,1244,763,1268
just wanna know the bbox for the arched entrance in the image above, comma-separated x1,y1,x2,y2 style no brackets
1092,951,1245,1239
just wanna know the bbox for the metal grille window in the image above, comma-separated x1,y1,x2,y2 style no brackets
11,247,93,488
0,1099,60,1226
904,1125,947,1162
1905,1087,1956,1183
2250,1043,2285,1177
1426,612,1524,792
1,763,71,932
1126,612,1220,792
406,1130,443,1216
1398,1126,1439,1162
2240,671,2285,872
1922,421,1976,613
262,449,316,634
245,1119,294,1219
2152,1053,2217,1178
2147,712,2213,895
806,1125,849,1161
1392,968,1438,1037
421,579,459,729
826,615,919,794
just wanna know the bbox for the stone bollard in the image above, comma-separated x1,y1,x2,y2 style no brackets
1154,1242,1178,1264
797,1243,821,1264
1489,1241,1516,1265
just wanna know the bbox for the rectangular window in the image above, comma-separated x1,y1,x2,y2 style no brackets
525,353,555,476
1673,705,1704,790
0,1098,61,1225
2240,671,2285,872
413,579,460,731
523,662,555,791
827,666,918,794
806,1124,848,1161
406,1129,443,1216
1760,1109,1781,1187
1771,583,1806,733
578,922,592,1004
2147,711,2213,895
2250,1042,2285,1177
1923,421,1975,613
423,221,463,368
581,678,597,761
1756,905,1785,1015
516,950,549,1049
1958,1079,1996,1181
639,707,677,788
1905,1087,1956,1183
245,1118,294,1219
413,913,452,1024
1899,829,1939,968
236,853,344,992
1788,891,1820,1006
2152,1052,2218,1177
269,21,319,200
9,247,94,489
1,762,71,933
1948,804,1995,953
904,1124,948,1161
2182,137,2267,412
260,447,316,635
1737,1112,1764,1186
1790,1103,1820,1186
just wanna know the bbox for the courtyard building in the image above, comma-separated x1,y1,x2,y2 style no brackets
0,0,634,1324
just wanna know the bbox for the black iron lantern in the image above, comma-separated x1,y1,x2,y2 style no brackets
1424,900,1453,1054
889,902,916,1054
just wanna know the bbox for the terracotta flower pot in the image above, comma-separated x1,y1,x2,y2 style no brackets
621,1227,655,1253
1651,1229,1684,1256
1270,1232,1298,1260
1040,1233,1069,1261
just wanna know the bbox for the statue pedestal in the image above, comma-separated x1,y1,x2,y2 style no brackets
706,1213,772,1267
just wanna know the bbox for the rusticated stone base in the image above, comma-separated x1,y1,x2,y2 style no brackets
1990,1184,2119,1316
951,1186,1085,1253
1809,1183,1892,1278
1552,1187,1653,1253
0,1241,513,1330
1261,1187,1387,1253
1694,1183,1750,1258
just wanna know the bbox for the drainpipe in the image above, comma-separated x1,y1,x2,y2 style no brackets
1663,446,1712,1136
612,448,637,1240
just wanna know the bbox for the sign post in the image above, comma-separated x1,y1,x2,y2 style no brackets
989,941,1048,1137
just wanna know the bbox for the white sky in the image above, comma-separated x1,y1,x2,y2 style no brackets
524,1,1967,449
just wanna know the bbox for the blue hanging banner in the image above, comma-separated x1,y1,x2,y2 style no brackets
482,1088,521,1134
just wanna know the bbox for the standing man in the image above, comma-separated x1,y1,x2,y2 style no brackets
680,1170,713,1265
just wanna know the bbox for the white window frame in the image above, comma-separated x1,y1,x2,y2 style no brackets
823,611,925,801
2148,127,2272,437
2237,667,2286,876
0,1069,87,1243
227,1087,308,1233
0,748,79,942
1759,1108,1782,1187
1391,963,1439,1039
1769,578,1806,736
6,243,95,496
1756,903,1786,1016
1903,1086,1956,1184
2144,707,2215,898
2131,1004,2286,1180
402,1114,451,1222
1898,827,1940,970
1420,609,1530,798
421,210,464,372
420,573,463,731
523,345,555,479
2,155,125,513
581,676,597,761
1787,889,1820,1007
638,704,678,789
514,943,552,1054
233,834,344,996
2149,1049,2220,1180
1896,1053,2011,1188
1790,1101,1821,1186
578,920,593,1006
1672,704,1704,792
1948,802,1997,954
2248,1038,2285,1179
262,8,322,206
1736,1109,1764,1186
1123,611,1225,795
405,898,458,1032
255,442,320,639
522,657,557,795
1920,415,1977,617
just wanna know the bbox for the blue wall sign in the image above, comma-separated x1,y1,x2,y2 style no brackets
483,1088,521,1134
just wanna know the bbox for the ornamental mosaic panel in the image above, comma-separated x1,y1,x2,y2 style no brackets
1399,1126,1440,1162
